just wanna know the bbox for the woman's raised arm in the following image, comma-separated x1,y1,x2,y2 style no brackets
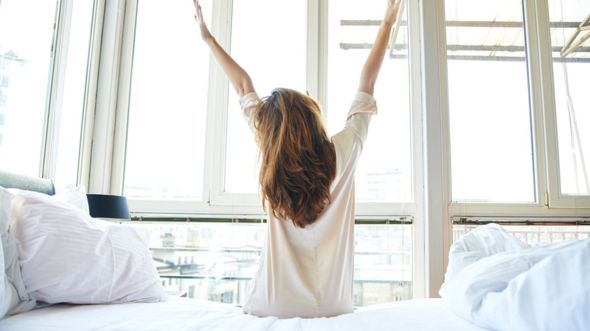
357,0,402,95
193,0,255,97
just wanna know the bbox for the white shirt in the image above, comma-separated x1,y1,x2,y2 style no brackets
240,91,377,318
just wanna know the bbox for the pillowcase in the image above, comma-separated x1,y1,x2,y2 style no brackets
10,189,164,304
0,187,35,319
53,185,90,214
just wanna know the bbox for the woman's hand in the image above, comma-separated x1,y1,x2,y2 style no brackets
193,0,213,41
357,0,402,95
383,0,402,26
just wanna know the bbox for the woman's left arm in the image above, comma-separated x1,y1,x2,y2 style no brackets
193,0,255,97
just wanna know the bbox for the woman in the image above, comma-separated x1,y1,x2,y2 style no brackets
193,0,401,318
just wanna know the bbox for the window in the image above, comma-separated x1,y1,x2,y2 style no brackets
224,0,307,194
445,0,536,203
0,0,59,176
53,0,95,188
547,0,590,196
124,0,211,200
327,0,413,202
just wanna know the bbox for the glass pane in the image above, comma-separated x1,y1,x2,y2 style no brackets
54,0,95,188
135,221,412,305
327,0,413,202
225,0,307,194
0,0,58,176
454,223,590,246
125,1,210,200
445,0,535,202
547,0,590,196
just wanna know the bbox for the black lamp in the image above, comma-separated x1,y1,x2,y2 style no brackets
86,194,130,221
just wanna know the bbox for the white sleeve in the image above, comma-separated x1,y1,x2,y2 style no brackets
239,92,260,132
343,91,378,148
239,92,260,118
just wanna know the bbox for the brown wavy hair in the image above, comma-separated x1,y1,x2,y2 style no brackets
252,88,336,228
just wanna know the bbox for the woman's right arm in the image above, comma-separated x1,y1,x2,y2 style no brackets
357,0,402,95
193,0,255,97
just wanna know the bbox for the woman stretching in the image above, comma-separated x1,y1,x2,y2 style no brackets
193,0,401,318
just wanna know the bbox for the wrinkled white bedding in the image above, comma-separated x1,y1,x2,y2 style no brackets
0,297,485,331
441,224,590,331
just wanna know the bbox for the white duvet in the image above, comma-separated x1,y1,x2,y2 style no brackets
440,224,590,331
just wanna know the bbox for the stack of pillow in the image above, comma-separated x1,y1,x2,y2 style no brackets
0,186,164,319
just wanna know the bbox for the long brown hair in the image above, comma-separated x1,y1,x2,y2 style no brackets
252,88,336,228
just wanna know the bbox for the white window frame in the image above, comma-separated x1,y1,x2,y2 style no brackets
532,0,590,208
436,0,590,218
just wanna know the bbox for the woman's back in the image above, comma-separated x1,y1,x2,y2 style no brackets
242,92,377,318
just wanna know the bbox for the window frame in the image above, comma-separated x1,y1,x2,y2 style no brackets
439,0,590,217
532,0,590,208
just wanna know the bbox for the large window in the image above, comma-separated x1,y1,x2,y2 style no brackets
327,0,413,203
124,0,211,200
445,0,536,203
0,0,58,177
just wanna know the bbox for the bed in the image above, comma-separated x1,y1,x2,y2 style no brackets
2,171,589,331
0,170,488,330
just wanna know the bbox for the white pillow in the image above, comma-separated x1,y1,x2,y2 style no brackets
54,185,90,214
0,188,35,319
10,189,165,304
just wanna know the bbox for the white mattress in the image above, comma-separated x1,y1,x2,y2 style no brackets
0,297,486,331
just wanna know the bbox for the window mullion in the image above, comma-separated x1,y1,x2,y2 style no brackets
204,0,233,205
523,0,548,208
78,0,105,189
88,0,127,194
408,0,426,300
42,0,72,180
110,0,138,195
306,0,327,108
419,0,452,298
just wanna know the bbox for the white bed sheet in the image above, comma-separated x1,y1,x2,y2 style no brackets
0,297,485,331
